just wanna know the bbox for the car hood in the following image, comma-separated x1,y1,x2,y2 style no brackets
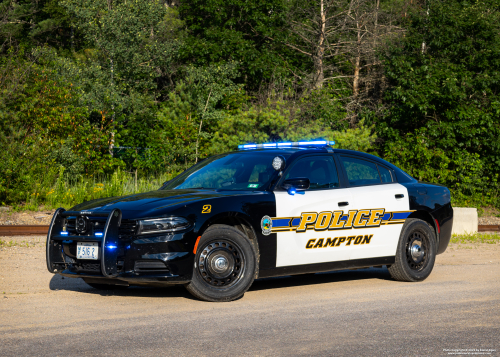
70,189,245,217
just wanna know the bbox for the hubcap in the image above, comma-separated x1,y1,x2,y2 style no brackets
213,256,228,272
410,244,423,261
198,241,245,287
406,231,428,271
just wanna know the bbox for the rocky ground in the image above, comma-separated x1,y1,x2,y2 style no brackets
479,216,500,225
0,209,55,225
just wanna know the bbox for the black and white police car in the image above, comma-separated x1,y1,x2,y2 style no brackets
46,140,453,302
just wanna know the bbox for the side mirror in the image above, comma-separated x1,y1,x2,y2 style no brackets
282,177,310,195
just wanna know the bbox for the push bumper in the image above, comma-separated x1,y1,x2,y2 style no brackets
46,208,194,284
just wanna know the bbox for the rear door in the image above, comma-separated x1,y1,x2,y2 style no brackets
274,154,355,267
338,155,411,260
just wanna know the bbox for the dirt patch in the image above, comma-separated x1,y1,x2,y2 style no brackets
0,236,499,357
0,210,55,225
0,237,498,296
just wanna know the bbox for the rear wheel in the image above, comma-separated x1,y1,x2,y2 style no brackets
388,218,436,282
186,224,257,302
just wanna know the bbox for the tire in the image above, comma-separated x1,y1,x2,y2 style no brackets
83,280,129,290
388,218,436,282
186,224,257,302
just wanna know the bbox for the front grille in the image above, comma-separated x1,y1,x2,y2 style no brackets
119,220,137,239
134,260,169,273
65,217,136,239
66,218,76,233
66,217,106,235
77,263,101,272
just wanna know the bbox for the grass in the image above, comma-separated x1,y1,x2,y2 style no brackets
450,232,500,244
16,169,175,211
0,239,39,248
0,239,15,247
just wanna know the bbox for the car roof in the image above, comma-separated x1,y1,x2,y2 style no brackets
231,147,393,167
229,147,415,182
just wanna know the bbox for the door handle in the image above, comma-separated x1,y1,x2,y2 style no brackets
338,201,349,207
395,194,404,199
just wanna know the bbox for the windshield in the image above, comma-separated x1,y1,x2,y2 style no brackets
162,152,287,191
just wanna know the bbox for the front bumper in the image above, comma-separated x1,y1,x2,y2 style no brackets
46,208,195,285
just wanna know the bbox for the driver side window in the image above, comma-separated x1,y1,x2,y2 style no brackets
284,156,340,190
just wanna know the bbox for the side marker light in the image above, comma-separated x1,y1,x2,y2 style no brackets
193,236,201,254
434,219,441,234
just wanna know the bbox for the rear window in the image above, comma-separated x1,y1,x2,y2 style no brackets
378,165,393,183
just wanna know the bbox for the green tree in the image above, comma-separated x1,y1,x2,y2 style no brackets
179,0,295,91
209,101,374,153
60,0,182,170
379,0,500,205
0,0,83,53
147,63,242,171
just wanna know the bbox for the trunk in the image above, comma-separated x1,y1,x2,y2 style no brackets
373,0,379,48
313,0,327,88
134,168,138,192
109,58,115,157
313,55,324,89
353,55,360,96
353,18,361,97
195,89,212,164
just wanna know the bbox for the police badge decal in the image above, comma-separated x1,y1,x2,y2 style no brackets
261,215,273,236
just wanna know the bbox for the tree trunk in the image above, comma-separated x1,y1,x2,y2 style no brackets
195,89,212,164
353,21,361,97
313,0,327,89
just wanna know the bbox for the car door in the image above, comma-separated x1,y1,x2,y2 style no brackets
273,154,355,267
338,155,411,261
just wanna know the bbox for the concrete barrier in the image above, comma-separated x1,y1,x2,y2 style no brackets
451,207,478,234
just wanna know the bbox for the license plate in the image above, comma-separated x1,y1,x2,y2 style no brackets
77,242,99,260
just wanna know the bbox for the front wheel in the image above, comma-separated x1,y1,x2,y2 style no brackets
186,224,257,302
388,218,436,282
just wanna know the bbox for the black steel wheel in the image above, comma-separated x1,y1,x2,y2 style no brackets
197,240,245,288
389,218,436,282
186,224,257,302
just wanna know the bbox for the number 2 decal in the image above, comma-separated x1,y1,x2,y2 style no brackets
202,205,211,214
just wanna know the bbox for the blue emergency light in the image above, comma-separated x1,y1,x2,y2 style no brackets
238,140,335,150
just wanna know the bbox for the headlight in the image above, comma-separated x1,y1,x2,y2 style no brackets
137,217,190,235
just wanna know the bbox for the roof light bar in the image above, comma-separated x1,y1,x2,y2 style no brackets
238,140,335,150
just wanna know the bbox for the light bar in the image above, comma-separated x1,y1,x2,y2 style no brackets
95,232,103,237
238,140,335,150
60,231,69,236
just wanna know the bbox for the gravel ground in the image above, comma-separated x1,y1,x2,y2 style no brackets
479,216,500,225
0,210,54,225
0,236,498,356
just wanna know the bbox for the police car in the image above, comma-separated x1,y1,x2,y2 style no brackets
46,141,453,302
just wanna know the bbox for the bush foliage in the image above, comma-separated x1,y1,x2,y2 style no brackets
0,0,499,209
